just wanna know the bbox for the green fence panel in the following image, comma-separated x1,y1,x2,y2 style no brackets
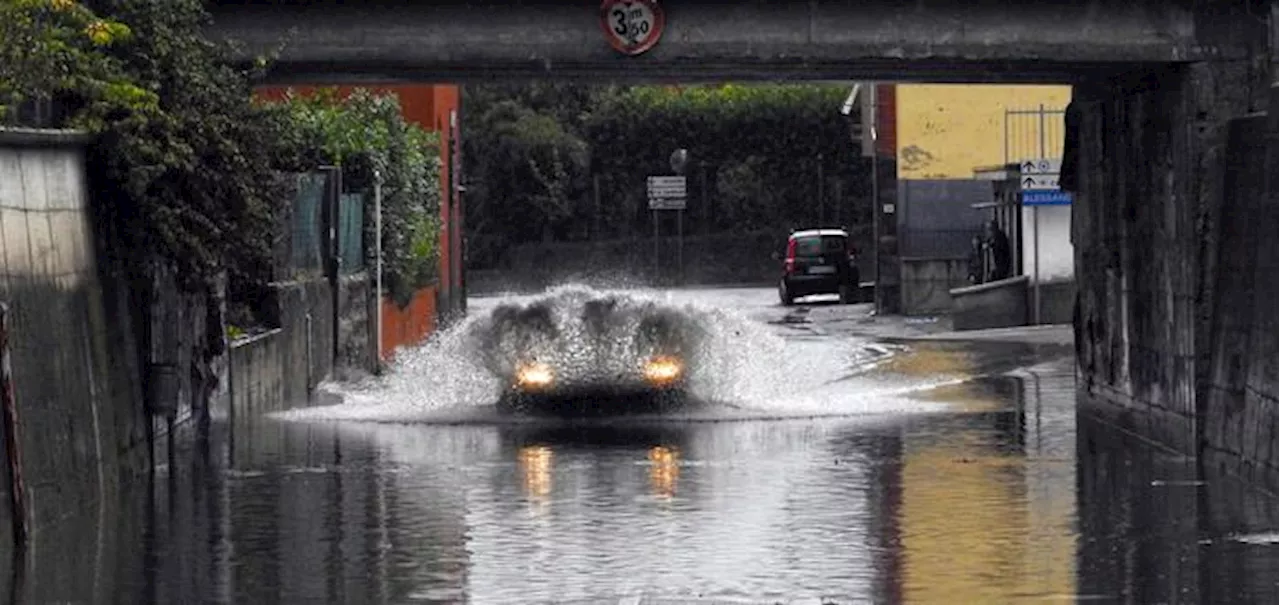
338,192,364,274
291,172,326,271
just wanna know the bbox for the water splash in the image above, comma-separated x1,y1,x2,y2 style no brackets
275,285,948,424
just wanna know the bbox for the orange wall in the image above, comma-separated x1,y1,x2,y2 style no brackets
380,286,438,361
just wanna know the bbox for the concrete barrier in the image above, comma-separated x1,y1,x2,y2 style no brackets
900,257,969,316
226,278,335,418
228,329,285,419
950,275,1029,331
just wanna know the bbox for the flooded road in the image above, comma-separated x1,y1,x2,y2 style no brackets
4,287,1276,604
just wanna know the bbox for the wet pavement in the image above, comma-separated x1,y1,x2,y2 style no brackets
3,287,1277,604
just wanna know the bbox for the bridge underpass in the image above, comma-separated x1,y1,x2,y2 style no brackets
205,0,1279,490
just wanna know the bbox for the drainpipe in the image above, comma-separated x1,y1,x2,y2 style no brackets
0,303,27,546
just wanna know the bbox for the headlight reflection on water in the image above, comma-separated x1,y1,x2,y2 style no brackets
518,445,553,500
648,446,680,499
518,444,679,502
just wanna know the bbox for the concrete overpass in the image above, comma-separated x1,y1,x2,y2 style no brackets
204,0,1256,84
205,0,1279,492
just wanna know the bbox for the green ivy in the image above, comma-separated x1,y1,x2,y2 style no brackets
267,88,442,306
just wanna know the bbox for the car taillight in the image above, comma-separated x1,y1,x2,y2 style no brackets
784,239,797,274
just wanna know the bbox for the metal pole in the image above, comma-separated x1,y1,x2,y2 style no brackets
1033,206,1041,325
652,210,659,284
817,154,825,225
1003,111,1010,165
869,85,881,314
374,171,384,366
0,303,26,546
1038,104,1047,159
593,174,601,241
677,208,684,286
1032,104,1046,325
700,163,708,235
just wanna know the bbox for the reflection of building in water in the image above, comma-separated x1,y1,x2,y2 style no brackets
898,373,1077,602
647,446,680,499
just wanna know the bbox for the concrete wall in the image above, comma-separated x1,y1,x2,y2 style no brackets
899,257,969,316
229,329,285,419
896,180,989,258
0,130,148,543
1072,61,1277,489
227,278,334,417
951,276,1030,331
336,272,374,373
1199,111,1278,488
1032,280,1075,326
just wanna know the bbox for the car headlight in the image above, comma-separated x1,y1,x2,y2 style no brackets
514,361,555,390
642,355,683,385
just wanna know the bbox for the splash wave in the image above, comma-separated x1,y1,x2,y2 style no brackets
274,285,946,424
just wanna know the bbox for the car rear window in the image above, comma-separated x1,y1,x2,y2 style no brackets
793,235,846,256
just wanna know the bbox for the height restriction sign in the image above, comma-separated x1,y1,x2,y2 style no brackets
600,0,665,56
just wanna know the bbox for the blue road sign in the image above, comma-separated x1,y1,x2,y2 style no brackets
1021,190,1072,206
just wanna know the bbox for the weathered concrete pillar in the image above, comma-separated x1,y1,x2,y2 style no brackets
1072,51,1276,488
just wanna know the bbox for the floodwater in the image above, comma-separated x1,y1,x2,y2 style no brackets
3,287,1276,604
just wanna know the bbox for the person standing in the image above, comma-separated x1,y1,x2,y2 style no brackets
983,220,1012,282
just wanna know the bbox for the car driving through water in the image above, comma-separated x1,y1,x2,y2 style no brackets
474,292,705,416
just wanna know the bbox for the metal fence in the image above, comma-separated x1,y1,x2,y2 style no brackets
1005,105,1066,165
338,193,364,274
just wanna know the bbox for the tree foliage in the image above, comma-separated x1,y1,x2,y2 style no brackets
77,0,295,314
464,98,590,245
0,0,155,126
268,88,442,304
463,83,870,268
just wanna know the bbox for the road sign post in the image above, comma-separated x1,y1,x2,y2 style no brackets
647,175,687,285
1017,157,1071,324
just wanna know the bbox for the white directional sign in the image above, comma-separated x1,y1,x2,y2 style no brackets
647,175,687,210
1019,157,1061,191
1018,157,1072,206
647,176,686,197
1019,158,1061,175
1020,173,1060,190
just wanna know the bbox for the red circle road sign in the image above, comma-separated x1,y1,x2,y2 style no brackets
599,0,666,56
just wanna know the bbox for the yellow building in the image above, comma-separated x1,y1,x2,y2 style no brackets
895,84,1072,179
